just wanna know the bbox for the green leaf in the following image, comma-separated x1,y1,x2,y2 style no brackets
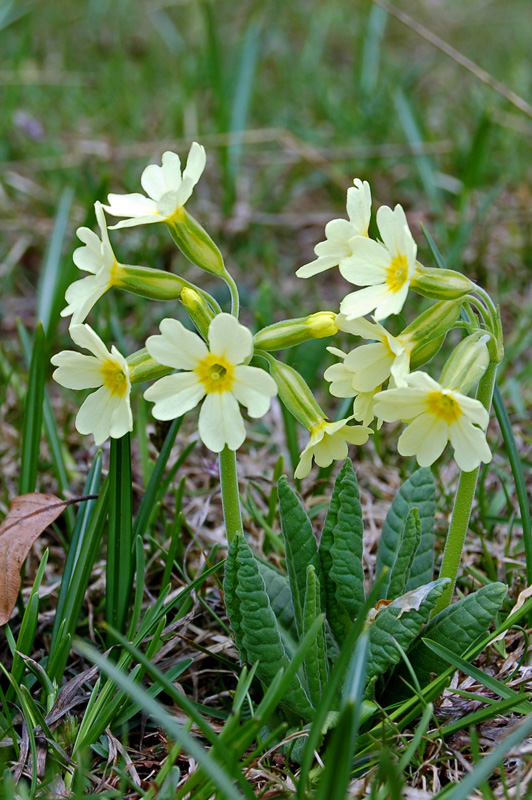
405,583,507,687
366,579,449,691
319,461,359,645
224,533,314,721
376,468,435,599
302,565,328,709
18,323,45,496
107,433,133,641
387,507,422,600
279,476,323,638
329,462,365,620
257,559,299,647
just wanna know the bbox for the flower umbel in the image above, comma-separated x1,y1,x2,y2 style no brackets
104,142,206,229
144,313,277,452
339,204,418,321
295,417,372,479
373,371,492,472
51,324,132,446
296,179,371,278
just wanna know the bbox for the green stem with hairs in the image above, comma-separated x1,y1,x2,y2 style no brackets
219,446,243,544
433,358,499,616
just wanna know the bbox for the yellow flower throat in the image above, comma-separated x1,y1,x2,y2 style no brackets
386,253,409,293
195,354,235,393
101,359,128,398
426,391,462,423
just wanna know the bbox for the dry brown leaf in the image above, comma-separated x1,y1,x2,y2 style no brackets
0,493,68,625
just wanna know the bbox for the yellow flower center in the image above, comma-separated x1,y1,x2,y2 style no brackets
195,353,235,394
101,359,129,398
386,253,409,293
426,391,462,423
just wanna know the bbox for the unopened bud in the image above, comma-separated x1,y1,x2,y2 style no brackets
254,312,337,351
440,332,491,393
181,287,216,339
127,348,173,384
409,334,445,371
166,207,227,279
402,300,462,344
117,264,189,300
263,355,324,430
412,265,474,301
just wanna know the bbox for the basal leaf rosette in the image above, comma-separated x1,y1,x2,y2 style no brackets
339,204,418,321
144,313,277,453
103,142,206,229
296,179,372,278
295,418,372,479
51,324,133,446
373,371,492,472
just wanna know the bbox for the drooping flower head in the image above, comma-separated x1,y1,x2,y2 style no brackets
103,142,206,229
51,324,132,446
295,417,372,479
61,202,120,324
296,179,371,278
144,313,277,453
373,371,492,472
339,204,418,321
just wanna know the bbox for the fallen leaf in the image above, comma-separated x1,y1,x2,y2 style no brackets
0,493,68,625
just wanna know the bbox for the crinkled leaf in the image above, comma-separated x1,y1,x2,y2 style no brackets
366,578,449,692
404,582,507,687
279,476,323,638
224,533,314,720
0,493,69,625
387,507,422,601
302,565,328,708
319,461,359,645
257,559,299,654
376,468,435,598
329,462,365,621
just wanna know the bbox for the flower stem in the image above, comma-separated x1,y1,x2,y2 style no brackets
224,272,240,318
219,446,243,544
433,358,498,616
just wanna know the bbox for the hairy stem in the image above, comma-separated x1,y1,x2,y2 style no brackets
219,446,243,544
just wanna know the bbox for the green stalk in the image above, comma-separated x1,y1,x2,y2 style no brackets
433,359,498,615
219,446,243,544
224,272,240,317
107,433,133,641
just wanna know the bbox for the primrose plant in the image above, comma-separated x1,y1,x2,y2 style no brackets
52,143,505,712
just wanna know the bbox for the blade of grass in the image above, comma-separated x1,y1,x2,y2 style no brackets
107,433,133,641
360,3,388,97
493,383,532,587
75,640,248,800
36,186,74,339
18,322,45,495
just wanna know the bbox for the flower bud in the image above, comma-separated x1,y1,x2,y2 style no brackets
409,333,445,371
264,355,324,430
254,312,337,351
116,264,189,300
180,287,216,339
401,300,462,344
439,332,491,393
166,207,227,279
412,264,474,301
127,348,173,384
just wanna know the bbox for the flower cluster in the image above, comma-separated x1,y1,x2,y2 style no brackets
52,142,501,480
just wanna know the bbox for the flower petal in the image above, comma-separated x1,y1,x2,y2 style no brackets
339,237,390,285
339,284,390,320
208,314,252,364
61,276,108,324
144,372,205,420
73,227,102,273
450,416,492,471
376,204,416,266
398,415,448,466
104,193,159,220
232,365,277,417
146,318,208,369
346,179,371,234
198,391,246,452
68,324,111,361
51,352,103,389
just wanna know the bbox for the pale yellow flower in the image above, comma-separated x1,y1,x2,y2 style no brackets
144,313,277,453
104,142,206,229
295,418,372,479
373,371,492,471
296,179,371,278
51,324,132,446
61,202,120,324
339,204,418,321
